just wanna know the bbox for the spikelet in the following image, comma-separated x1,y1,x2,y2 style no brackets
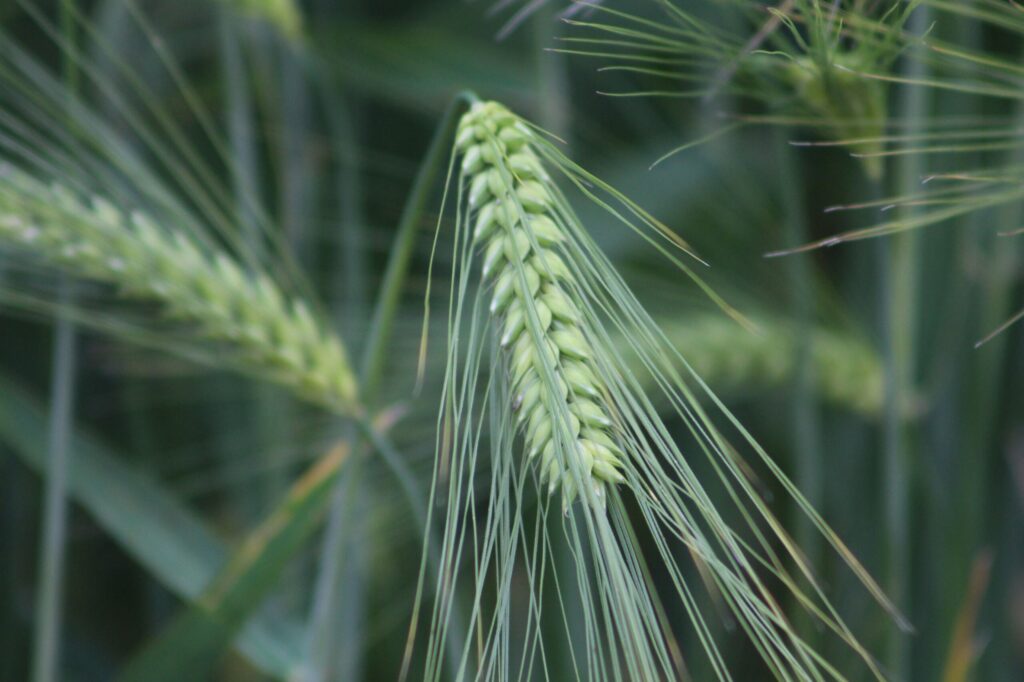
561,1,919,178
655,313,887,416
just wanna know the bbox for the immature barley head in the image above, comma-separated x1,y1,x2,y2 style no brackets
0,168,360,416
410,98,905,682
562,1,920,178
455,100,625,509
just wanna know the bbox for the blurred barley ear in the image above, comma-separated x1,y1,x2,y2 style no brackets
0,172,361,416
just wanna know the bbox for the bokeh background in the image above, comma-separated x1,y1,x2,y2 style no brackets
1,1,1022,680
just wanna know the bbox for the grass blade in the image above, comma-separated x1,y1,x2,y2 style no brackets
31,4,79,679
116,441,350,682
30,308,77,682
0,374,304,679
361,91,475,402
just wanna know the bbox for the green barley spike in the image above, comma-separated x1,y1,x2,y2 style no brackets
456,101,624,508
0,167,360,416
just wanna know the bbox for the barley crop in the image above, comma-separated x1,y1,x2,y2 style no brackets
412,98,903,682
0,166,359,415
655,313,888,416
3,3,1022,681
456,100,624,508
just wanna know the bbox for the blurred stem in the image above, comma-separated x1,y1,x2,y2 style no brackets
948,88,1024,682
218,10,262,509
308,92,476,680
777,131,822,641
305,87,368,682
31,4,79,682
533,3,568,137
882,6,931,676
306,433,366,681
30,314,77,682
360,90,476,403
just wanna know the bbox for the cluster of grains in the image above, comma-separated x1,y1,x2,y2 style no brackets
455,101,624,508
0,170,359,414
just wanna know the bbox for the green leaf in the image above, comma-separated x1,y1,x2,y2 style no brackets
0,375,304,679
116,442,350,682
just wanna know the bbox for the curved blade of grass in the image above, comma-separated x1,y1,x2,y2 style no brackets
0,374,304,679
116,441,351,682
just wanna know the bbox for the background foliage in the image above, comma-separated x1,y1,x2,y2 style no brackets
0,0,1021,680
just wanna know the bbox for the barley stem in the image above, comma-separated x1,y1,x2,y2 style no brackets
362,92,475,402
30,5,78,681
777,130,823,646
883,6,931,675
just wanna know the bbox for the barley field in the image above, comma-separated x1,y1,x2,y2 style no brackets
0,1,1021,681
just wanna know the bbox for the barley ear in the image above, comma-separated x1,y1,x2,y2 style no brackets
0,168,360,416
456,101,625,508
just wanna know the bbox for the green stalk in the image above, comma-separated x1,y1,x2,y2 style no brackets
882,6,931,676
946,66,1024,682
218,6,269,525
305,85,368,682
305,436,366,681
359,91,475,402
308,91,475,680
30,4,78,681
778,131,822,643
